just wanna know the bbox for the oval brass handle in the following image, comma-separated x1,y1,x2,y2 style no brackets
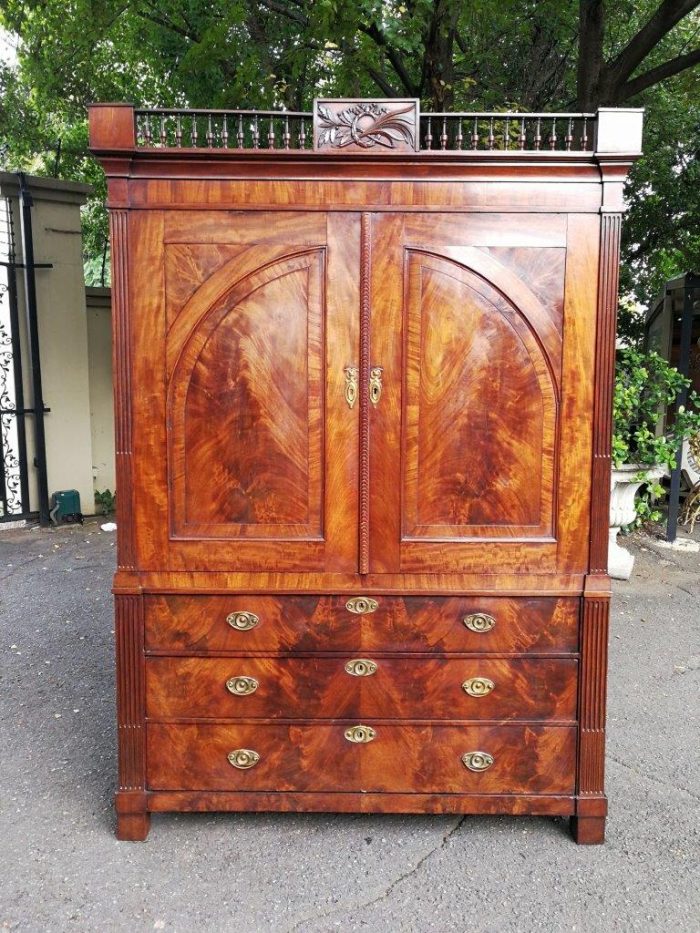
345,597,378,615
226,610,259,631
344,366,359,409
345,658,378,677
227,748,260,769
344,724,376,744
369,367,383,406
463,612,496,633
226,675,259,696
462,677,495,697
462,751,494,772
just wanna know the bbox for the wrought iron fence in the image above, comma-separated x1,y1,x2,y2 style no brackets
0,195,26,519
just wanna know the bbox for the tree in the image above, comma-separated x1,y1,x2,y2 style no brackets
1,1,699,305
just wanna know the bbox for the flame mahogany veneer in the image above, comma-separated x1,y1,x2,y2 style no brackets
90,101,643,844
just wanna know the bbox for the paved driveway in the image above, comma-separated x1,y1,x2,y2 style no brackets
1,521,698,932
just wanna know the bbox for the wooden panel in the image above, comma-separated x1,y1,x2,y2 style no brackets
127,177,603,214
146,656,578,721
590,214,621,573
402,251,555,537
148,790,576,816
369,213,565,574
111,210,135,570
130,211,360,572
147,723,576,794
169,250,324,537
144,594,579,654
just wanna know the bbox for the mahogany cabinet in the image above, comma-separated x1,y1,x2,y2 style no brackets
89,101,643,843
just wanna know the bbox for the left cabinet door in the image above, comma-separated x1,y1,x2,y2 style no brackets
129,211,360,572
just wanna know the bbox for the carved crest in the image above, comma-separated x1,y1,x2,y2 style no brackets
314,99,418,152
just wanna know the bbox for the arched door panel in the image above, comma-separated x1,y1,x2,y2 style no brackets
368,214,565,574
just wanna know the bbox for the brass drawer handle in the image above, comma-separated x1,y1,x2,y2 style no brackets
344,724,376,744
226,675,259,696
227,748,260,769
345,597,378,615
369,367,383,406
462,751,494,772
462,677,495,697
463,612,496,633
226,610,259,631
344,366,359,409
345,658,378,677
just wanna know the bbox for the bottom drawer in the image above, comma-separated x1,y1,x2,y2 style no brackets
147,723,575,795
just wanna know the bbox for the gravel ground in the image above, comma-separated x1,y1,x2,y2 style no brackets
0,519,698,932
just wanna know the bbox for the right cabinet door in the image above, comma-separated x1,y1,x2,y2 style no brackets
368,212,597,575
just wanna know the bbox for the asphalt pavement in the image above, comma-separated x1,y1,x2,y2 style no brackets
1,519,698,932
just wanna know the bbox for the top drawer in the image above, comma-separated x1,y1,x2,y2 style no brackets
144,594,578,654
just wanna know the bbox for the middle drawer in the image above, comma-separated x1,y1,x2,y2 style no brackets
146,656,577,721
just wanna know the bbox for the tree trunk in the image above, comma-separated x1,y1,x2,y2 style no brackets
577,0,605,110
422,0,461,109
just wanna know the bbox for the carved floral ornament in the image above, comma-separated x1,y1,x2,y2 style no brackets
314,100,418,152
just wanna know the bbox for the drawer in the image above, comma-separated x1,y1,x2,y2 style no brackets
147,722,576,794
146,656,578,721
144,594,579,653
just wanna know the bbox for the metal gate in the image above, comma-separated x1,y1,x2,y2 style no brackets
0,193,31,521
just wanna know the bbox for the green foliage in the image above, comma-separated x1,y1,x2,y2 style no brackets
613,348,700,469
94,488,116,515
0,1,699,300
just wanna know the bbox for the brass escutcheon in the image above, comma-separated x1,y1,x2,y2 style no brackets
345,597,378,615
462,751,494,772
344,724,376,744
463,612,496,633
462,676,495,697
369,367,383,406
344,658,378,677
226,675,259,696
227,748,260,769
226,610,259,631
344,366,359,409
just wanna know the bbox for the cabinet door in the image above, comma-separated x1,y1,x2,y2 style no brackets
368,213,595,574
132,212,359,572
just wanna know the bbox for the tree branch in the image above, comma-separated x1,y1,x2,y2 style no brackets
607,0,700,83
618,46,700,98
256,0,310,27
357,21,419,96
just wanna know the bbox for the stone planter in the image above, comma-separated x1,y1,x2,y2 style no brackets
609,463,665,580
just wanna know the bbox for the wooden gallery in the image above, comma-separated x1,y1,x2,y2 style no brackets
89,100,643,843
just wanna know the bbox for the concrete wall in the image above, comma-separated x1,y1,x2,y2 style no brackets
0,173,95,516
85,287,115,493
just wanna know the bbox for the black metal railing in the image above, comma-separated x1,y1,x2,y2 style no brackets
134,107,596,153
